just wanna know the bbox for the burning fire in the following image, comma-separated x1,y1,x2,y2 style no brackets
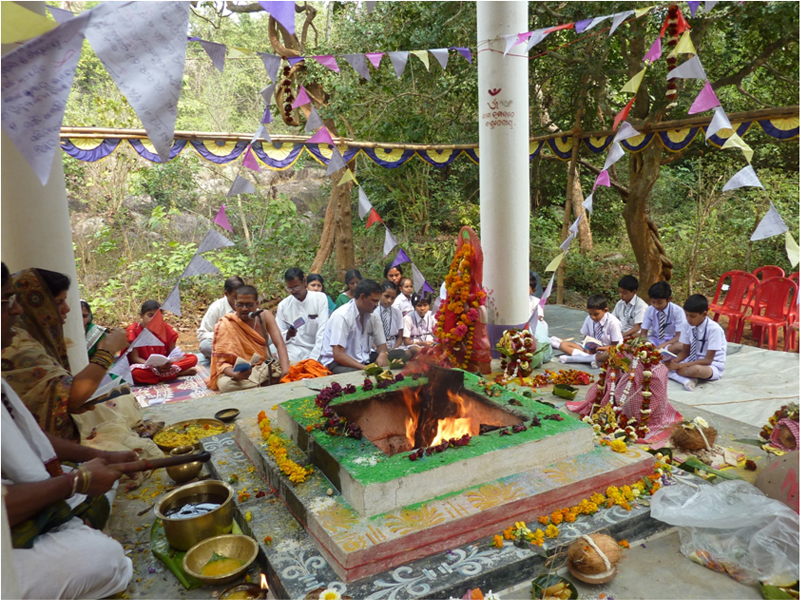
430,391,479,446
401,387,421,447
260,573,268,592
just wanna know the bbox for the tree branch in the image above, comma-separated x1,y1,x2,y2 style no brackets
712,35,797,89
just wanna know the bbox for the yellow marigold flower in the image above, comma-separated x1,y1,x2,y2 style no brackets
492,535,504,549
590,493,605,505
514,521,527,530
564,512,576,523
502,527,515,540
550,512,563,525
544,524,559,538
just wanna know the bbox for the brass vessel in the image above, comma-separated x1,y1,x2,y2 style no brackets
154,480,233,550
183,534,259,586
165,445,204,484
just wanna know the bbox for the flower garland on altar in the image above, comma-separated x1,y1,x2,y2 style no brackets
257,411,313,484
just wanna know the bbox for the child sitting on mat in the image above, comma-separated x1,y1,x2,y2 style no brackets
550,294,623,367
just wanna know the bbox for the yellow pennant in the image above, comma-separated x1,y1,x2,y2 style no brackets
409,50,430,71
634,6,656,18
545,252,565,272
621,67,646,94
338,169,358,186
228,47,252,59
2,2,56,44
721,133,754,164
668,31,696,57
786,232,800,268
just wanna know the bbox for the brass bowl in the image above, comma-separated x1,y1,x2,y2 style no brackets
183,534,259,586
154,418,227,452
215,408,241,423
155,480,233,551
165,445,205,484
219,582,265,599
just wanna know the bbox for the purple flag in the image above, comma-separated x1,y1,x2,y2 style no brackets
422,280,435,295
259,53,281,83
161,284,182,317
47,5,74,23
643,37,661,63
243,146,262,172
593,170,611,189
200,40,226,72
292,85,311,108
313,55,340,72
366,52,384,70
307,126,335,146
214,205,233,232
391,249,411,268
342,54,371,81
262,106,273,124
259,1,296,35
574,18,593,33
304,106,324,133
450,47,472,63
687,1,701,17
287,56,305,67
688,81,720,114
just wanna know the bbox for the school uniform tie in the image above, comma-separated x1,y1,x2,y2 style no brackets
594,321,604,341
690,327,698,360
380,307,393,341
658,310,667,338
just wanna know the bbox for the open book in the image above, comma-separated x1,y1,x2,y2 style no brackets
283,316,306,330
143,346,184,368
581,336,603,352
233,353,263,373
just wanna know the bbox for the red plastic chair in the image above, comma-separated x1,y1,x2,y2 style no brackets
737,277,798,350
784,297,798,352
789,272,799,286
753,265,785,281
709,270,759,341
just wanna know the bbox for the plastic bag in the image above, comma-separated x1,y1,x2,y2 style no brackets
650,480,800,585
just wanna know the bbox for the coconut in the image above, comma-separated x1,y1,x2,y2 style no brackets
566,534,622,575
670,422,718,451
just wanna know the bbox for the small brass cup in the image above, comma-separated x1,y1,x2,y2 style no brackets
165,445,204,484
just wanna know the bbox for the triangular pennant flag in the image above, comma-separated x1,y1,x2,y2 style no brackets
292,85,311,108
391,249,411,268
528,303,540,335
145,310,168,342
388,51,409,78
181,254,220,279
365,52,384,69
411,263,426,293
525,28,550,52
583,14,610,32
251,123,271,144
722,165,764,192
634,5,656,18
259,1,296,35
1,12,89,185
540,274,555,304
786,232,800,268
751,203,788,241
593,171,611,190
409,50,430,71
261,105,273,125
574,18,593,34
621,67,646,94
666,55,706,79
214,205,233,232
582,193,594,214
200,40,226,73
560,233,576,253
243,145,262,172
259,53,281,83
287,56,305,67
609,10,634,36
569,213,584,234
668,30,696,57
544,23,575,34
2,2,57,44
161,284,182,317
326,147,347,175
614,121,641,143
704,1,719,12
603,142,625,170
613,98,635,131
705,106,733,140
366,207,382,228
47,5,74,25
721,133,753,164
305,106,324,133
198,228,235,254
357,187,373,219
260,83,276,104
108,353,133,386
342,54,371,80
307,126,335,146
429,48,449,70
643,37,662,63
85,2,190,165
502,34,520,56
313,55,340,72
227,47,248,59
383,228,398,256
422,280,435,295
545,252,566,272
130,327,163,349
450,47,472,63
687,1,701,17
227,175,256,197
337,169,357,186
365,1,377,14
688,81,720,114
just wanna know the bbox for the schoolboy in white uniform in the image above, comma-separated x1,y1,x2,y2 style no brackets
612,275,647,340
275,268,329,364
640,281,686,351
550,294,623,365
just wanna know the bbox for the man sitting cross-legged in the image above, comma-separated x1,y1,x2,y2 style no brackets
275,268,329,364
207,285,290,393
319,279,390,374
197,276,244,360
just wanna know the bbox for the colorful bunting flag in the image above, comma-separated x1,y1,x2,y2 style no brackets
261,106,273,125
129,327,163,349
574,18,593,34
326,147,347,175
287,56,305,67
181,255,220,280
450,46,472,63
1,2,56,44
146,310,168,343
251,124,271,143
388,51,409,78
47,5,74,24
313,55,340,72
525,28,550,52
560,233,576,253
259,1,296,35
161,284,182,317
243,145,262,172
786,232,800,268
668,30,696,57
197,228,235,253
383,228,398,256
392,249,412,268
705,106,733,140
305,106,324,133
411,263,427,293
613,98,635,130
409,50,430,71
365,52,384,70
643,37,662,63
214,205,233,232
721,133,753,164
603,142,625,170
687,1,701,17
365,1,377,14
108,354,133,385
634,5,656,18
593,171,611,189
613,121,641,143
357,187,373,219
609,11,634,36
584,15,611,32
337,169,357,186
666,55,706,79
545,252,565,272
751,202,788,241
569,213,584,234
365,207,382,228
422,280,435,295
307,126,335,146
227,47,249,59
621,67,646,94
343,54,371,80
688,81,720,114
227,175,256,197
260,82,276,104
582,193,594,214
200,40,226,72
502,34,521,56
259,53,281,83
429,48,449,70
292,85,311,108
722,165,764,192
540,274,555,304
704,1,719,11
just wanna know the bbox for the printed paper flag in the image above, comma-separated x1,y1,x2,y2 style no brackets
259,53,281,83
705,1,719,11
307,126,335,146
688,81,720,114
260,83,276,104
409,50,430,71
582,193,594,214
634,5,656,18
593,171,611,190
621,67,646,94
304,106,324,133
525,28,550,52
614,121,641,143
261,105,273,125
47,5,74,24
540,274,555,304
129,327,163,349
343,54,371,80
722,165,764,192
687,1,701,17
365,52,384,70
560,233,576,253
197,228,235,253
251,124,271,144
1,12,89,185
365,1,377,14
259,1,295,35
786,232,800,268
181,254,220,279
227,47,248,60
643,37,662,63
451,47,472,63
429,48,449,70
721,133,753,164
545,252,566,272
574,19,593,34
108,354,133,385
583,15,610,32
668,31,696,57
85,2,190,165
750,202,788,241
613,98,635,131
161,284,182,317
214,205,233,232
705,106,733,140
411,263,426,293
200,40,226,73
243,146,262,172
227,175,256,197
1,2,56,44
326,147,347,175
388,51,409,78
502,34,520,56
292,85,311,108
666,55,706,80
337,169,357,186
603,142,625,170
313,55,340,72
609,10,634,36
383,228,398,256
357,187,373,219
365,208,382,228
391,249,412,268
569,213,584,234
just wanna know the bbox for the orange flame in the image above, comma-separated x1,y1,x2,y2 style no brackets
260,573,268,591
430,391,479,446
400,387,421,447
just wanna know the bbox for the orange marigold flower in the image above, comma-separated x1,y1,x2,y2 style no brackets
618,539,630,548
538,515,549,525
492,534,504,549
257,410,267,423
550,512,563,525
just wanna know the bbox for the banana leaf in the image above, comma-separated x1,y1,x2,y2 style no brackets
679,456,743,480
531,573,578,600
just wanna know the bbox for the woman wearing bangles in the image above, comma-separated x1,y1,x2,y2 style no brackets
1,268,161,486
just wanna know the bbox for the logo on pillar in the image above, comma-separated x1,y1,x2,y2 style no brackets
488,88,502,96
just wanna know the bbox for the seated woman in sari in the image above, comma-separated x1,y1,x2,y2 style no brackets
1,268,161,475
126,300,198,386
81,299,105,359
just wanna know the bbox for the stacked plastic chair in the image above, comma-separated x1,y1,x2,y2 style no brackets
709,270,759,341
737,277,798,350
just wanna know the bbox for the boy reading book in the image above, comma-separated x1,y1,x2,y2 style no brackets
550,295,622,366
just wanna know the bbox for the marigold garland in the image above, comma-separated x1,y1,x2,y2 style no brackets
257,411,312,484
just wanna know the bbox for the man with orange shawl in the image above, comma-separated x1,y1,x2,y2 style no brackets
207,285,290,393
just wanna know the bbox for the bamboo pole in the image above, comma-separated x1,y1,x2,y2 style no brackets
557,104,584,305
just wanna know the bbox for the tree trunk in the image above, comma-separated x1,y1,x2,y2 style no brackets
570,170,593,253
333,160,355,279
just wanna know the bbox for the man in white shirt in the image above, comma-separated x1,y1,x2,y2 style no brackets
275,268,329,364
319,279,390,373
197,276,244,359
612,275,647,339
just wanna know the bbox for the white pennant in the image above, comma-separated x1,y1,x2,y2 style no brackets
357,187,373,219
251,124,271,144
326,147,347,175
525,28,549,52
704,1,719,11
227,175,256,197
365,1,377,13
85,2,190,164
161,284,182,317
181,254,220,279
383,228,398,256
609,10,634,36
560,233,576,252
722,165,764,192
429,48,449,70
613,122,641,143
47,5,74,23
569,213,583,234
108,354,133,385
260,83,276,104
388,51,409,78
197,228,235,254
502,34,519,56
666,55,706,80
305,106,324,132
583,15,611,32
582,193,594,214
130,327,163,349
540,274,555,304
259,53,281,83
411,263,425,293
750,202,788,241
528,303,540,335
705,106,733,140
603,142,625,170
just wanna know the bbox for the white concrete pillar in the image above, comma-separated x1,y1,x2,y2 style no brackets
2,2,88,371
477,1,531,331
